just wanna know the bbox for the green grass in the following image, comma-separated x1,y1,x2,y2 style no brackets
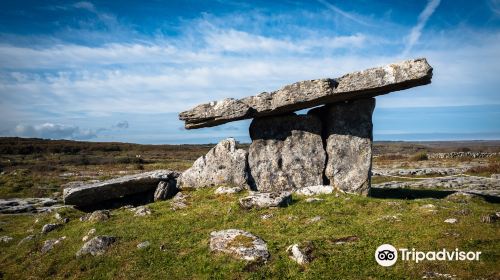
1,188,499,279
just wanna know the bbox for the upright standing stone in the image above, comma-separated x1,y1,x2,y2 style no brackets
310,98,375,195
248,114,326,192
177,138,250,189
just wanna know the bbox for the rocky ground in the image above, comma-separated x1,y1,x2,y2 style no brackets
0,139,499,279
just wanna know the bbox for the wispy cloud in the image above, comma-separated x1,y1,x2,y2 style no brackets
402,0,441,56
14,123,97,140
316,0,373,26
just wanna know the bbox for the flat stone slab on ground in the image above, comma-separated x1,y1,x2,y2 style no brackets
0,198,62,214
239,192,292,209
63,170,179,207
209,229,270,262
180,58,432,129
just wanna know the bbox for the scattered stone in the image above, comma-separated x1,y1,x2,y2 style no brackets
481,212,500,223
373,167,468,177
239,192,292,209
377,214,402,222
55,212,70,223
422,271,457,279
260,213,274,220
491,174,500,179
81,210,110,222
18,235,35,246
177,138,249,190
82,228,96,242
428,152,497,160
120,205,134,209
295,185,334,196
209,229,270,262
171,192,189,210
133,206,152,216
444,218,458,224
41,236,66,254
310,98,375,195
420,204,436,209
454,208,471,216
248,114,325,192
443,232,460,237
305,198,324,203
41,223,61,234
180,58,432,129
0,236,13,243
76,235,116,257
331,235,360,245
307,216,322,224
445,191,482,203
63,170,179,207
137,241,150,249
154,180,178,201
286,242,314,265
215,186,244,195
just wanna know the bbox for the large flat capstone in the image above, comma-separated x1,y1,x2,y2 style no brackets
248,114,326,192
63,170,179,207
179,58,432,129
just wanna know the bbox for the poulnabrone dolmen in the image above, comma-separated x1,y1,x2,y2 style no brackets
63,58,432,208
178,58,433,195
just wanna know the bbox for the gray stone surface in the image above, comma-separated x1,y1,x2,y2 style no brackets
239,192,292,209
209,229,270,262
154,180,178,201
76,235,116,257
310,98,375,195
80,210,110,222
180,58,432,129
41,223,61,234
41,236,66,254
177,138,249,190
295,185,334,196
373,175,500,198
287,243,313,265
0,197,62,214
372,167,469,177
248,114,325,192
63,170,179,207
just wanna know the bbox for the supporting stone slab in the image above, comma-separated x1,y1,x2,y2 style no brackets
309,98,375,195
248,114,326,192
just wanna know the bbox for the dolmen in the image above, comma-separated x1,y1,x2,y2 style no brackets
179,58,433,195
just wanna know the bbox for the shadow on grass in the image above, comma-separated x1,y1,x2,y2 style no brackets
369,188,500,203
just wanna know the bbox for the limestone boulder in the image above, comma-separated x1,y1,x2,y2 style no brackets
310,98,375,195
248,114,325,192
76,235,116,257
177,138,249,189
154,180,177,201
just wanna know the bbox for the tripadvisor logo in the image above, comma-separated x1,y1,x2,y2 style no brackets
375,244,481,267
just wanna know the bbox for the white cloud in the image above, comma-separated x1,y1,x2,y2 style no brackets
14,123,97,140
402,0,441,56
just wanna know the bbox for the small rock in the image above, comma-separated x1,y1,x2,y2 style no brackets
159,244,168,251
443,232,460,237
215,186,244,195
422,271,457,279
154,180,177,201
120,205,134,209
307,216,322,224
260,213,273,220
171,192,189,210
420,204,436,209
76,235,116,257
209,229,269,262
239,192,292,209
305,197,324,203
0,236,13,243
481,213,499,223
82,228,96,242
445,192,479,203
137,241,150,249
286,242,313,265
455,208,471,216
41,223,61,234
491,174,500,179
41,236,66,254
377,214,402,222
444,218,458,224
331,235,360,245
295,185,334,196
80,210,110,222
133,206,151,217
18,235,35,245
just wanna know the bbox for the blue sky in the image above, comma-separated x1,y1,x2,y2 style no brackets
0,0,499,144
